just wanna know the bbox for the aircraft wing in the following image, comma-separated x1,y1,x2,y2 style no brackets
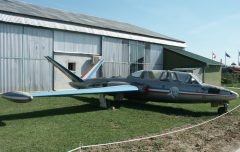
31,85,138,97
2,85,139,102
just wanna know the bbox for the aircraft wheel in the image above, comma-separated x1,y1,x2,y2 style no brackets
115,100,121,108
217,103,229,115
114,94,124,108
224,103,229,112
0,120,6,127
217,107,225,115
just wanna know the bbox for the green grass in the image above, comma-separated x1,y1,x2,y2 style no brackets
0,89,240,152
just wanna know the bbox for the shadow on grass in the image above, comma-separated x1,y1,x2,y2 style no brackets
123,100,216,117
70,96,99,105
73,96,216,117
0,102,101,121
0,96,216,123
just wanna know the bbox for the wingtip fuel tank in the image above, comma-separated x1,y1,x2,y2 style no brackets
1,91,33,103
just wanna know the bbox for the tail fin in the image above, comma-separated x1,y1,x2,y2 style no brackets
81,58,104,80
45,56,83,82
45,56,104,82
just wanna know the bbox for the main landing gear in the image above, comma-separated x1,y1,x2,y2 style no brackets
0,120,6,127
99,94,107,108
98,94,124,109
217,103,229,115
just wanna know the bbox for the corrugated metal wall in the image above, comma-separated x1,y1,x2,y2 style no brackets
53,30,101,90
129,41,145,73
54,31,100,54
0,22,164,92
102,37,163,78
102,37,129,78
0,23,23,92
145,44,163,70
22,27,53,91
0,23,53,92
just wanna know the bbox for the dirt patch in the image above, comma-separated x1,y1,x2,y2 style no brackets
79,112,240,152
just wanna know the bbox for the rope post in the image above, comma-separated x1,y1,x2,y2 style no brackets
79,142,83,152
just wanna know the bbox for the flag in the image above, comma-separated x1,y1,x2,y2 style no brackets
239,51,240,66
212,52,216,59
225,52,230,58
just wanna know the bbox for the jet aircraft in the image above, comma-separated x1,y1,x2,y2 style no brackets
2,56,239,114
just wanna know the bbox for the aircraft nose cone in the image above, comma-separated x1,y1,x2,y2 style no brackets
235,92,239,98
231,91,239,99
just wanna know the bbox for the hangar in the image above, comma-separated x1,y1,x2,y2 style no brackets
0,0,221,93
164,46,221,86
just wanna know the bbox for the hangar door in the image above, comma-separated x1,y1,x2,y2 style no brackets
0,23,53,92
102,37,163,78
53,31,100,90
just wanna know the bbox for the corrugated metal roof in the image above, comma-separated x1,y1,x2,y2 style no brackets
164,46,221,65
0,0,185,43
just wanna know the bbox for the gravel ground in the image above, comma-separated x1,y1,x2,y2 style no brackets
78,110,240,152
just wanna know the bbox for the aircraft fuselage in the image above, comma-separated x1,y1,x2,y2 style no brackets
69,70,238,105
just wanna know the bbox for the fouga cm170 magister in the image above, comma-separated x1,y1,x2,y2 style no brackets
2,56,239,114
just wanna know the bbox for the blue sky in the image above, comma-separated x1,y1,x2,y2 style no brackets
22,0,240,65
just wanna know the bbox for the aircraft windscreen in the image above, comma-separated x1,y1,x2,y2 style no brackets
132,70,202,84
176,72,202,84
192,74,202,84
131,70,163,80
152,71,163,79
175,73,187,83
131,70,144,78
141,71,163,80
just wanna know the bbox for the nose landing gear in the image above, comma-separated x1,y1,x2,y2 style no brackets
217,103,229,115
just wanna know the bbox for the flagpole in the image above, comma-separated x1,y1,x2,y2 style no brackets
225,52,226,66
238,50,239,66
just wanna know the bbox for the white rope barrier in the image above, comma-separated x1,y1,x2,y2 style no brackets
228,87,240,90
69,104,240,152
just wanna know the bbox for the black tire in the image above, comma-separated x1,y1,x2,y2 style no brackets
115,100,121,108
0,121,6,127
218,107,226,115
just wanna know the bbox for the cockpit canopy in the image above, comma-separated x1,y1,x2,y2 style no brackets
131,70,202,84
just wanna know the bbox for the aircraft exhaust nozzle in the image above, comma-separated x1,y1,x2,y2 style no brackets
1,91,33,103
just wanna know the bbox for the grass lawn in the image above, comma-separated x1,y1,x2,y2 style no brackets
0,89,239,152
